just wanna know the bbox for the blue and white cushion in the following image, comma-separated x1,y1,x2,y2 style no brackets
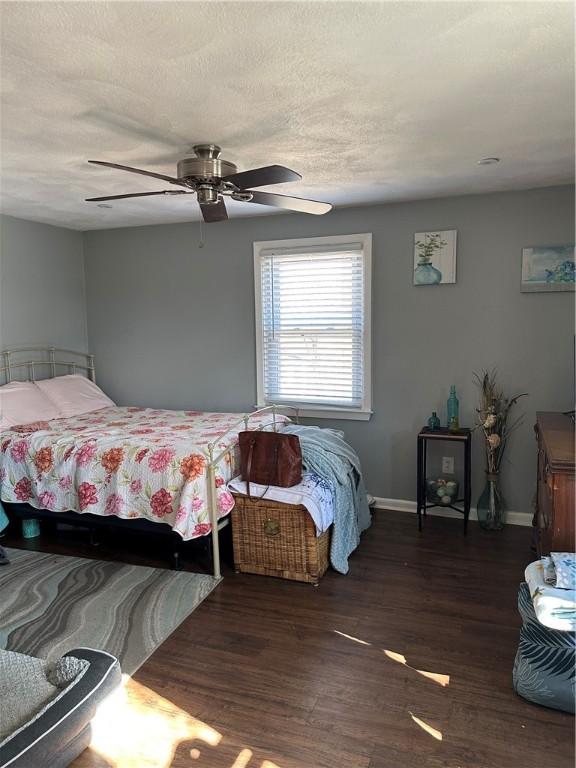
551,552,576,590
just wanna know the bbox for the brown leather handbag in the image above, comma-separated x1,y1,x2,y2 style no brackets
238,431,302,498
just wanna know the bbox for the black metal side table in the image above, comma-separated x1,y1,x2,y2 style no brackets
417,427,472,534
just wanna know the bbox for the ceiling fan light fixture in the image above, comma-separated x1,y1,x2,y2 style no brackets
197,186,219,205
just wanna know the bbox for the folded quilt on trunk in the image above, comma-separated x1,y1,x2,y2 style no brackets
228,471,334,535
281,424,371,574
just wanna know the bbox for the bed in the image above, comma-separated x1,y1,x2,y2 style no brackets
0,347,293,579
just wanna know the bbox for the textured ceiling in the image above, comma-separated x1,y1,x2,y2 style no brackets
0,1,574,230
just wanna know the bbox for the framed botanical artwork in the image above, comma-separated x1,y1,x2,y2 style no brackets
521,245,575,292
413,230,457,285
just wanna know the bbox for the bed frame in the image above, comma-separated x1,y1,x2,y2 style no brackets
0,346,297,579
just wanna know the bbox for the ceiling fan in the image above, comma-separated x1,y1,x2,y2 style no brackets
85,144,332,222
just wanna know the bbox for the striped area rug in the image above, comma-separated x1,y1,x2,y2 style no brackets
0,548,219,676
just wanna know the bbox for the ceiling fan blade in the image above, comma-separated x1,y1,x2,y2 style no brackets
245,190,332,215
88,160,188,187
86,190,191,202
223,165,301,189
200,198,228,223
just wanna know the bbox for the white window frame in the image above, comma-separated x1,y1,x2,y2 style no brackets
254,233,372,421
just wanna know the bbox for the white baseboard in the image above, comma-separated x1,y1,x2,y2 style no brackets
371,497,532,527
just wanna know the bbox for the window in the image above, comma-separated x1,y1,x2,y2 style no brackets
254,233,372,420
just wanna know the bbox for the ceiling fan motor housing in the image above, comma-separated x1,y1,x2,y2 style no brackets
177,144,237,186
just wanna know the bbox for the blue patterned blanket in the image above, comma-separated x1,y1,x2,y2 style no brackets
282,425,371,574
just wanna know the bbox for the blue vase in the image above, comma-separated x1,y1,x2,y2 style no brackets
447,385,459,430
0,501,8,533
427,412,440,430
22,518,40,538
414,262,442,285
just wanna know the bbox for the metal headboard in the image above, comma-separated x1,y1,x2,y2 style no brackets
0,347,95,385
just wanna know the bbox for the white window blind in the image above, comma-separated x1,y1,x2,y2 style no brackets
254,235,372,417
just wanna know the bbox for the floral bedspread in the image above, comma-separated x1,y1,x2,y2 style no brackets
0,407,287,540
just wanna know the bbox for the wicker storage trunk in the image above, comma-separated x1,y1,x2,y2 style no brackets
231,494,330,584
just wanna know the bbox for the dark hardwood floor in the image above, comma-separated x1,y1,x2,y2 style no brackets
4,512,574,768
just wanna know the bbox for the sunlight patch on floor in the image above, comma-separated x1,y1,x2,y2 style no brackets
333,630,372,645
416,669,450,686
383,649,406,664
81,676,286,768
87,674,222,768
409,712,443,741
383,649,450,687
230,749,253,767
334,632,450,687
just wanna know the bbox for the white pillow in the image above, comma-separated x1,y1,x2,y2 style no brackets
0,381,61,430
35,375,115,418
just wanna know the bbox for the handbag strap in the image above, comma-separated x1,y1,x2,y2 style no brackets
245,435,278,502
246,439,254,500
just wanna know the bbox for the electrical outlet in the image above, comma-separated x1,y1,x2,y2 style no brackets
442,456,454,474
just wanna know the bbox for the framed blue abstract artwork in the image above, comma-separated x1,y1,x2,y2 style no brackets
521,244,575,292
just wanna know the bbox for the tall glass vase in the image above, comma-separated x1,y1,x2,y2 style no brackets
477,472,506,530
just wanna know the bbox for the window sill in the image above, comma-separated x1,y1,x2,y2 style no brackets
258,404,373,421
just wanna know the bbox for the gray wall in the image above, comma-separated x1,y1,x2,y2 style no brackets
83,185,575,512
0,215,88,352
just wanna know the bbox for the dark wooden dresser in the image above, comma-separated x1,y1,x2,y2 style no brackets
535,412,575,555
